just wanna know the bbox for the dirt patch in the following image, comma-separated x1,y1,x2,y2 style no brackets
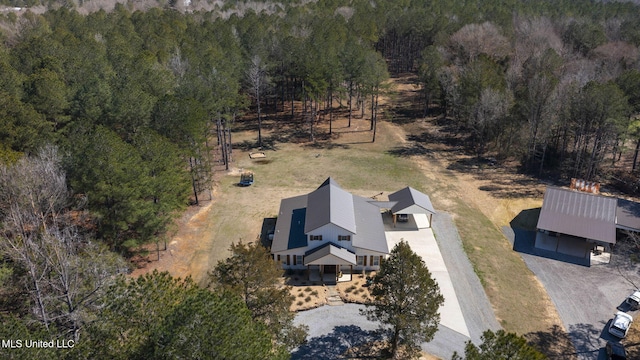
130,197,216,283
289,284,328,311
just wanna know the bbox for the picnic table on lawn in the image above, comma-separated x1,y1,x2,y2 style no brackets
249,152,266,159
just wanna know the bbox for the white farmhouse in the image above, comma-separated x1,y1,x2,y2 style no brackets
270,178,435,283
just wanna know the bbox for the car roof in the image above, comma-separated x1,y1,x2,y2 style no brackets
615,311,633,320
613,312,633,329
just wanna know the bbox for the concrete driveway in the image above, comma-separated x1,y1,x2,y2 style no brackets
506,227,640,360
385,213,470,338
292,212,500,359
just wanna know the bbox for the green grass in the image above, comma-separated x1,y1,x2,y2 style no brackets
450,197,553,335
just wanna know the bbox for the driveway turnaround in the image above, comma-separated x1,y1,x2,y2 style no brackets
293,212,499,359
506,227,640,360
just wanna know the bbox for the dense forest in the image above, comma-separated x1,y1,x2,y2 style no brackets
2,0,640,356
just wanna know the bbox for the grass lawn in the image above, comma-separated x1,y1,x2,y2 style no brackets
142,76,570,357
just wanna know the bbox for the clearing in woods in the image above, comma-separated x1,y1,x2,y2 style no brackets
132,75,574,357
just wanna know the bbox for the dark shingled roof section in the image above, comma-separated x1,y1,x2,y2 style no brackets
537,186,617,244
271,194,308,252
288,208,308,249
389,187,436,214
304,177,356,234
616,199,640,231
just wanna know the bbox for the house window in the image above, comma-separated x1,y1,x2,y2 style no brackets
356,256,364,266
338,235,351,241
372,256,380,266
310,235,322,241
296,255,303,265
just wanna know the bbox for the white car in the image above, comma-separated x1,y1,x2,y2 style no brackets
609,312,633,338
625,290,640,310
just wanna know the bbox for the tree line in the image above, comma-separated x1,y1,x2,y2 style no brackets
2,0,640,357
409,5,640,181
2,0,639,251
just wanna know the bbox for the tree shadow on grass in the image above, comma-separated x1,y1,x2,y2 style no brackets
291,325,384,360
387,143,432,157
525,325,578,359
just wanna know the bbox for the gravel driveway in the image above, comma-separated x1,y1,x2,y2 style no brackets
504,227,640,360
292,212,500,359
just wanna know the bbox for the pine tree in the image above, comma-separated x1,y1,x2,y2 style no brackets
452,329,546,360
211,240,308,350
362,240,444,358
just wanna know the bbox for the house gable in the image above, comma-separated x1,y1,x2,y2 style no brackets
304,178,356,234
389,187,436,214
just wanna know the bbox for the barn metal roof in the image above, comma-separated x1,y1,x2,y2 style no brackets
388,187,436,214
616,199,640,232
304,178,356,233
537,186,617,244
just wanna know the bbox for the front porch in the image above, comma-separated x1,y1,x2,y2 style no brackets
307,265,353,285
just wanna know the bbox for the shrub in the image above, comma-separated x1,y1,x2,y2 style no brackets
304,287,312,292
297,300,303,306
305,296,312,302
310,290,318,296
298,292,305,298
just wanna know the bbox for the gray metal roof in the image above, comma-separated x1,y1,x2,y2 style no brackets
616,199,640,231
537,186,617,244
272,178,389,254
304,243,357,265
271,194,308,252
388,187,436,214
352,195,389,253
304,177,356,233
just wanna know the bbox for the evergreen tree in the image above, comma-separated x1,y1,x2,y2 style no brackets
452,329,546,360
362,240,444,358
211,240,308,351
78,271,284,360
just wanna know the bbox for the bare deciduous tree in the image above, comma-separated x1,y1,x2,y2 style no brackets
247,55,269,147
471,88,512,156
0,146,126,340
448,22,510,65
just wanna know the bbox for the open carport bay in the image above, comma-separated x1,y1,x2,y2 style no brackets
505,227,640,360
